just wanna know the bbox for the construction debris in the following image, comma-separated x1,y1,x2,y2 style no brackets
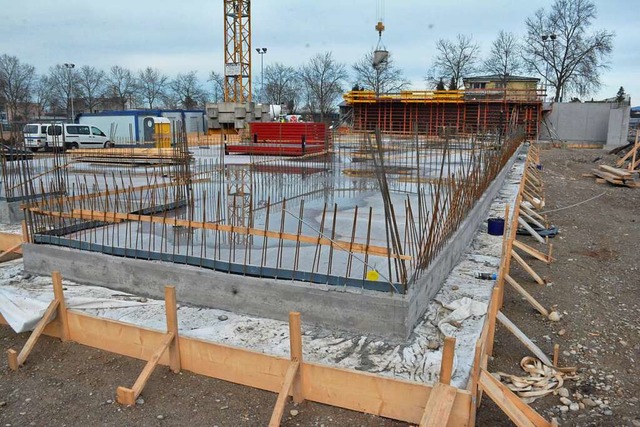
493,356,578,404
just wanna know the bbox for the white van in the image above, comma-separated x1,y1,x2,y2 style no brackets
23,123,49,151
47,124,113,149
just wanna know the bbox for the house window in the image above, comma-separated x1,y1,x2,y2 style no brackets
470,82,486,89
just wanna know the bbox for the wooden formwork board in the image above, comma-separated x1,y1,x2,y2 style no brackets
0,310,471,425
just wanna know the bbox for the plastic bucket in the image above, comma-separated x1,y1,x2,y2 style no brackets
487,218,505,236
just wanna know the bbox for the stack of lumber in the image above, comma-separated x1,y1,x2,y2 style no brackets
70,148,192,166
588,164,639,188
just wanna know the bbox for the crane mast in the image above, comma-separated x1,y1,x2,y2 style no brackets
223,0,252,103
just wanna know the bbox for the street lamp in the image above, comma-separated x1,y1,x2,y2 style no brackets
255,47,267,102
541,34,556,101
64,63,75,121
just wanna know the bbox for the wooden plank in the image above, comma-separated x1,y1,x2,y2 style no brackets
0,232,23,254
513,240,551,264
496,311,553,366
52,271,70,341
1,310,472,425
511,250,545,285
439,337,456,385
599,164,632,178
116,331,175,405
8,299,59,369
419,382,458,427
0,243,22,262
29,208,411,261
517,217,546,245
479,369,551,427
300,362,472,426
164,287,181,373
518,209,546,231
505,274,549,317
268,360,300,427
289,312,304,403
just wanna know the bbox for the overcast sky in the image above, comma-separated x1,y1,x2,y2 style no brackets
1,0,637,104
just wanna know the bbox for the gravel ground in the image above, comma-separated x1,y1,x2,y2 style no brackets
1,147,638,426
477,147,640,426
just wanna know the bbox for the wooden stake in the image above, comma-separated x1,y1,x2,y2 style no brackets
164,286,181,373
511,250,546,285
52,271,70,342
268,360,300,427
496,311,553,366
439,336,456,385
513,240,553,265
478,368,552,427
418,382,458,427
553,344,560,367
6,299,59,370
289,312,304,404
116,331,174,405
505,274,549,317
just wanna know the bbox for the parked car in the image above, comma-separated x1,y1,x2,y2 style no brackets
23,123,49,151
47,124,113,149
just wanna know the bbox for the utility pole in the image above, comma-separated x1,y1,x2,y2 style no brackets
256,47,267,102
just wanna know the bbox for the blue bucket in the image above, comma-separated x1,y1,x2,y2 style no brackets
487,218,505,236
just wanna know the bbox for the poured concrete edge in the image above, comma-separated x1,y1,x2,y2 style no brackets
23,243,410,338
405,145,524,335
23,145,524,339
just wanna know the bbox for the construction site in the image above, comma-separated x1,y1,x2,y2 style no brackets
1,1,639,427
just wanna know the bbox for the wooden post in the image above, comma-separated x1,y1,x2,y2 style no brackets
485,287,500,357
553,344,560,367
289,312,304,403
52,271,70,342
164,286,181,373
439,336,456,385
497,204,510,308
21,220,30,244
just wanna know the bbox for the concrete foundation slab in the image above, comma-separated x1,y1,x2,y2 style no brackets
22,146,524,339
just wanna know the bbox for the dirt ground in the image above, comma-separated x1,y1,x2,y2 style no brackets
1,147,638,426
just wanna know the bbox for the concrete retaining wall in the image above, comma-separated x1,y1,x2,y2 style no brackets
539,102,630,148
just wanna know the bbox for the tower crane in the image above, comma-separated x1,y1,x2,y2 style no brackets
223,0,252,103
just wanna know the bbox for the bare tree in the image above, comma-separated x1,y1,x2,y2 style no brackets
352,50,411,95
137,67,168,109
208,71,225,103
46,64,80,119
483,31,523,77
169,71,206,109
77,65,106,113
430,34,480,90
262,63,301,113
0,54,36,123
522,0,614,101
32,76,54,118
298,52,347,122
107,65,135,109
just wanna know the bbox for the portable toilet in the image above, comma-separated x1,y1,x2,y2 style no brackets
143,117,171,148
